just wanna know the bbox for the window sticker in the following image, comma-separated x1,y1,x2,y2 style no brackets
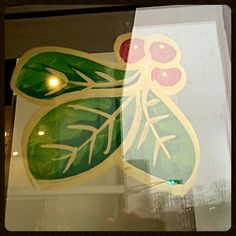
10,33,200,195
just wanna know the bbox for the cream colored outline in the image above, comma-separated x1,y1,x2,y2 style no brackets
67,104,111,119
12,33,199,195
70,69,140,88
147,98,160,106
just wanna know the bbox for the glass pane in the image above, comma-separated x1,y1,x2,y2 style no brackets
5,5,231,231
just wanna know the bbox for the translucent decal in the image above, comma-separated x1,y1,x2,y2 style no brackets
10,33,200,195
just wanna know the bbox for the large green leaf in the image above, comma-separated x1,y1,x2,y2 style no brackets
124,90,197,184
27,96,136,180
13,50,137,101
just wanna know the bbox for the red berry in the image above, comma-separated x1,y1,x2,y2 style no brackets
151,67,181,86
119,38,145,63
149,42,177,63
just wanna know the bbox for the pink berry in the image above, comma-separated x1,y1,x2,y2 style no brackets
149,42,177,63
151,67,181,86
119,38,145,63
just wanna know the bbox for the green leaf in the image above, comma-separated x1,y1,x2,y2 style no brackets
12,50,137,101
14,48,198,188
27,96,136,180
26,88,198,184
124,90,198,184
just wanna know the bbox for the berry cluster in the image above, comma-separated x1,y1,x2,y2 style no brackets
117,35,185,91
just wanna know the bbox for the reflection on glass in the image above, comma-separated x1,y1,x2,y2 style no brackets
37,131,45,136
5,6,231,232
12,151,19,156
47,76,61,89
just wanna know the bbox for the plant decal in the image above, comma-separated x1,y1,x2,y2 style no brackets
11,33,200,195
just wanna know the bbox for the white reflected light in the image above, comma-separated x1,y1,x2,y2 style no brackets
38,131,45,136
162,71,167,77
47,75,61,89
12,151,19,156
4,131,8,137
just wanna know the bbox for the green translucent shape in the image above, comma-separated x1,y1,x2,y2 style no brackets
15,51,136,100
125,91,196,184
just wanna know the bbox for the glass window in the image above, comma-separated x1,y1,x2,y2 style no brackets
5,5,231,231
